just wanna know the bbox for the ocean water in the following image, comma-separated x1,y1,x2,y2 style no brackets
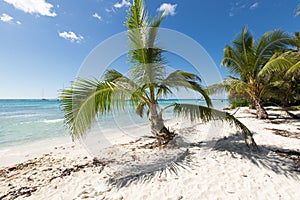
0,99,229,149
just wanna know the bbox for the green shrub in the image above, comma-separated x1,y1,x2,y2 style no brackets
231,99,249,109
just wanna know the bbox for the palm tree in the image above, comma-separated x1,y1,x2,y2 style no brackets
209,27,294,119
60,0,255,147
258,50,300,107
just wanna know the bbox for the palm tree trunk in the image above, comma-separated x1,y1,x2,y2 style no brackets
249,97,256,109
255,99,268,119
150,104,175,146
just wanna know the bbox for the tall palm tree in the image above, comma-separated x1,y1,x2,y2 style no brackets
209,27,294,119
60,0,255,147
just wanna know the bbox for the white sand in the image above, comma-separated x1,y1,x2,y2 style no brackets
0,107,299,199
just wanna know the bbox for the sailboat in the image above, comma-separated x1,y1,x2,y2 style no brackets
41,89,47,101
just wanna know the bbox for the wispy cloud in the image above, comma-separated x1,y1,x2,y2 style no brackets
157,3,177,16
59,31,84,43
0,13,21,25
229,0,259,17
114,0,131,9
105,8,112,13
3,0,57,17
250,2,259,10
93,13,102,21
296,4,300,16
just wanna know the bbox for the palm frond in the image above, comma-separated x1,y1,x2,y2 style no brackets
224,78,249,95
104,70,151,109
60,79,115,137
147,13,165,48
258,57,294,77
205,81,231,95
286,61,300,75
126,0,166,86
172,103,256,146
259,50,300,77
222,46,244,76
103,70,124,82
232,26,253,53
135,101,147,117
161,70,212,107
129,49,166,85
60,78,142,138
156,84,173,99
232,26,254,65
255,30,294,61
126,0,148,31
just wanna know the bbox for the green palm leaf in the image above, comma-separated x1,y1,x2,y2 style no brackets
161,70,212,107
259,57,293,77
171,103,256,146
286,61,300,75
60,78,144,138
259,51,300,77
61,79,115,137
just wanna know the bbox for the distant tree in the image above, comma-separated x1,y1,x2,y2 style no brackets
259,50,300,107
208,27,295,119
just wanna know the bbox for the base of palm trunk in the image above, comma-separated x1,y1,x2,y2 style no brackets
249,104,256,109
257,108,268,119
255,100,268,119
155,126,176,147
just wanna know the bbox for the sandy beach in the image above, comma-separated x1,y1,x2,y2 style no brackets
0,107,299,200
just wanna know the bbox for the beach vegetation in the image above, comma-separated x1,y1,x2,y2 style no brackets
231,99,249,109
208,27,296,119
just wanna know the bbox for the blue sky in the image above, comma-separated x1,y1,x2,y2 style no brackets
0,0,299,99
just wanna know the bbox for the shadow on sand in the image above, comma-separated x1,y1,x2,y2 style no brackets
206,134,300,178
108,133,299,188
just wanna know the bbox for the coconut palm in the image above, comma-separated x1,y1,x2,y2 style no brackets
209,27,295,119
60,0,255,147
258,50,300,107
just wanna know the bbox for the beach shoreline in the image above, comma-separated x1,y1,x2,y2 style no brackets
0,107,300,199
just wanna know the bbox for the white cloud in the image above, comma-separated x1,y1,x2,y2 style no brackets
93,13,102,21
250,2,259,10
114,0,131,9
229,0,259,17
3,0,57,17
105,8,112,13
157,3,177,16
59,31,84,43
0,13,13,23
0,13,21,24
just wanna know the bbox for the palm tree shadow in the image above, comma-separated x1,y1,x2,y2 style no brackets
106,134,299,189
107,146,196,189
205,134,300,178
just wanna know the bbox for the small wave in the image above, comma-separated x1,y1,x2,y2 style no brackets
42,119,64,124
0,113,40,118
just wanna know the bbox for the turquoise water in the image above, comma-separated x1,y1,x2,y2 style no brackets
0,99,229,149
